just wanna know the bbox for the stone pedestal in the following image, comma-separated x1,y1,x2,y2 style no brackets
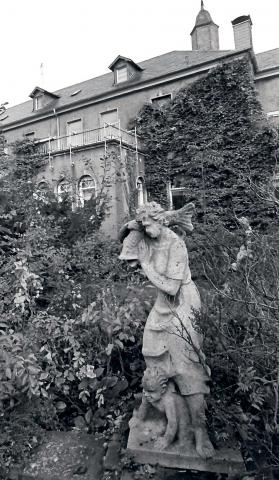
127,411,245,475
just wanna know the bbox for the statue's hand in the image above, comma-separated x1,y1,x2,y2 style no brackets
138,240,149,264
127,219,142,231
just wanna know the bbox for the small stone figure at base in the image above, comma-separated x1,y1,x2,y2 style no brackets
130,366,190,450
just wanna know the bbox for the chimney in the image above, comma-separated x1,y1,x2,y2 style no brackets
231,15,253,50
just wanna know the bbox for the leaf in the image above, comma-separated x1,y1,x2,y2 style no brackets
56,401,67,411
95,367,104,378
114,339,124,349
74,416,87,429
28,365,41,375
79,390,90,403
85,408,93,424
105,343,114,356
104,376,118,388
40,388,49,398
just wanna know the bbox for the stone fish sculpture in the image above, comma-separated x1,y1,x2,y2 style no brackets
119,201,214,460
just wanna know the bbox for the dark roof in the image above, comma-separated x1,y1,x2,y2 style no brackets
232,15,252,26
29,87,60,99
2,50,234,127
255,48,279,71
3,48,278,128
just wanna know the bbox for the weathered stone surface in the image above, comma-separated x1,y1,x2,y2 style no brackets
21,431,105,480
120,203,215,458
127,414,245,475
103,433,121,471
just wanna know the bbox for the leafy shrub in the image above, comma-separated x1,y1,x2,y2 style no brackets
191,222,279,467
0,136,147,470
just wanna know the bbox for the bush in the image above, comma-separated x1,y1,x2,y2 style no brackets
191,221,279,468
0,138,148,471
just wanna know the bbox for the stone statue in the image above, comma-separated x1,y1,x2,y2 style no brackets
130,366,190,450
119,201,214,460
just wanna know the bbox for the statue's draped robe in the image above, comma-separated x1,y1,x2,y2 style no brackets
141,229,210,396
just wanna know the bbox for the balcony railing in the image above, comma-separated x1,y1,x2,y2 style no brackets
37,123,139,155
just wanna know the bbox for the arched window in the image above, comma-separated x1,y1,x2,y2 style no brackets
136,177,145,207
78,175,96,206
57,179,72,202
34,181,49,202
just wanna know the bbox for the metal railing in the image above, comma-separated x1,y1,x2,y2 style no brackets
37,123,138,155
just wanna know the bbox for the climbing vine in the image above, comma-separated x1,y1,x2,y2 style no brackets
136,57,279,230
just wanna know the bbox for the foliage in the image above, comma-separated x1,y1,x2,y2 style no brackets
0,136,147,473
136,57,279,230
1,57,278,475
187,221,279,467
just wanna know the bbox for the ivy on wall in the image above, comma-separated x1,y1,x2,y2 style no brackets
136,57,279,230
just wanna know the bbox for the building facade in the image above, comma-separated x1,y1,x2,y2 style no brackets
1,3,279,234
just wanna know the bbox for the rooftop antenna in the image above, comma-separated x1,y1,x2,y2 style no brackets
40,62,45,87
201,0,204,9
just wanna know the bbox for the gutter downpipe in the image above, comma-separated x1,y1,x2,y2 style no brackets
53,108,60,150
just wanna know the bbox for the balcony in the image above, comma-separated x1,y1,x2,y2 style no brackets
37,123,139,155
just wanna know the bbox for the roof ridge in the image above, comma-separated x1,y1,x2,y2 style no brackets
7,50,236,109
4,49,249,116
256,47,279,55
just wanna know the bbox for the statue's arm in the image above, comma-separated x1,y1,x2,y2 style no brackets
163,395,178,444
141,262,181,296
137,395,149,420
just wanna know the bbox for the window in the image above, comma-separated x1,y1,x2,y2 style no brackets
33,96,43,111
168,176,188,210
170,187,188,210
116,66,128,83
78,176,96,206
136,177,146,207
57,179,72,202
100,109,118,127
67,119,83,147
151,94,172,108
100,109,118,139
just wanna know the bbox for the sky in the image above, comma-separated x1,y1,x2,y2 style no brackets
1,0,279,107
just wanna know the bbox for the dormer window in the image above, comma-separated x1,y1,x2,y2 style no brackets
109,55,143,85
116,66,128,83
29,87,60,112
33,96,41,111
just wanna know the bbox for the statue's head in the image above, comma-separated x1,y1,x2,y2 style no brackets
142,366,168,402
136,202,167,239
